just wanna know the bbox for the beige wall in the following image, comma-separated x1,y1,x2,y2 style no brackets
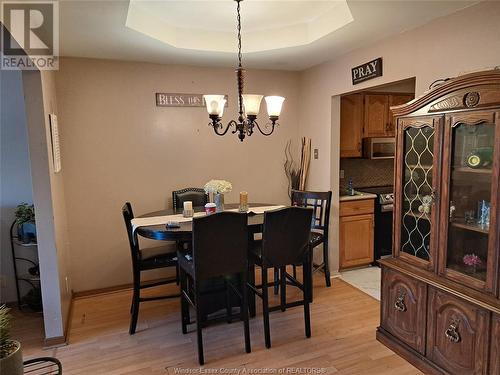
55,58,300,292
298,1,500,275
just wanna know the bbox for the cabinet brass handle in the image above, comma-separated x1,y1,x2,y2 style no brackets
445,320,461,343
394,291,407,312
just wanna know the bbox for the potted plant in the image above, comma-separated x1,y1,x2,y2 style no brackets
14,203,36,244
0,305,23,375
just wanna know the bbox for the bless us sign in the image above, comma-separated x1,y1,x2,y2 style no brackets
156,93,228,107
351,57,383,85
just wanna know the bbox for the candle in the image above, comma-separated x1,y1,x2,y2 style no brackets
239,191,248,212
183,201,193,211
183,201,193,218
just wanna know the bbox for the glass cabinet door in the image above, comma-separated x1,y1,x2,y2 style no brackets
395,116,443,270
440,112,499,291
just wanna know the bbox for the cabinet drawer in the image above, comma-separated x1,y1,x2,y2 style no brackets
491,314,500,375
380,268,427,354
426,288,490,375
339,199,374,216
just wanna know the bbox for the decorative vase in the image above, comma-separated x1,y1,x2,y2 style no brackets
17,221,36,244
0,341,23,375
214,193,224,212
465,264,477,275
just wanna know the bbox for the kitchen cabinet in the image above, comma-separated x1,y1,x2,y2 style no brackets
340,93,413,158
364,93,413,138
340,94,364,157
339,199,374,269
364,94,389,137
388,94,413,135
377,69,500,375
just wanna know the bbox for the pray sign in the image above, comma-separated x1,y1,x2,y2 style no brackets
352,57,383,85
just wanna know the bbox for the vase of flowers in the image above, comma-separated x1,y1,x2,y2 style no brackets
204,180,232,212
463,253,482,275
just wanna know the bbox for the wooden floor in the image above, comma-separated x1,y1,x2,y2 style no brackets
12,274,422,374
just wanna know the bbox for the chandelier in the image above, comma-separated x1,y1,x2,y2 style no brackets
203,0,285,142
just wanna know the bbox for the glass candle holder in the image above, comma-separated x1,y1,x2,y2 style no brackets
183,201,193,218
239,191,248,212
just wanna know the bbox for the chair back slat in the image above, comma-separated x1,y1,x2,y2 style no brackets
192,212,248,280
291,190,332,232
172,187,208,211
122,202,141,264
261,207,313,267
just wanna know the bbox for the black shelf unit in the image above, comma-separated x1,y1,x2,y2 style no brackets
9,220,40,310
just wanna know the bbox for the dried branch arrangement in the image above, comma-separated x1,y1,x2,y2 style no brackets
284,137,311,198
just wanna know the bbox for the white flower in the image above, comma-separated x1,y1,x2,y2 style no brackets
204,179,233,194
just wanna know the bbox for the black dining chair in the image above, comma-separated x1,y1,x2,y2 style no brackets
248,206,313,349
291,190,332,287
177,212,251,365
172,188,208,211
23,357,62,374
122,202,180,335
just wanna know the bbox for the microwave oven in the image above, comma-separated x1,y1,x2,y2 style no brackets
363,137,395,159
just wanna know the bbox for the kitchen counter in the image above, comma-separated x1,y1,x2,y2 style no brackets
339,192,377,202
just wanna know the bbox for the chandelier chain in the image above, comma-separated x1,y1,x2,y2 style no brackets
235,0,244,119
236,0,242,68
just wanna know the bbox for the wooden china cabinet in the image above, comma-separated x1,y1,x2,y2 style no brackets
377,70,500,375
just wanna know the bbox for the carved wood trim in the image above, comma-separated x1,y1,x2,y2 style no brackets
391,70,500,117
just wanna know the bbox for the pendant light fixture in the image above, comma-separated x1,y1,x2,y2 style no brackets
203,0,285,142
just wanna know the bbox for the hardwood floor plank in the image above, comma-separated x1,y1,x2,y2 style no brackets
11,275,422,374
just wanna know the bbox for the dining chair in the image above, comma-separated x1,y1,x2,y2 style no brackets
248,206,313,349
177,212,251,365
122,202,180,335
172,187,208,211
23,357,62,374
291,190,332,288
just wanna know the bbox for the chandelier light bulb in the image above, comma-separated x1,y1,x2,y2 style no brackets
203,95,225,116
242,94,263,116
265,96,285,117
219,99,227,117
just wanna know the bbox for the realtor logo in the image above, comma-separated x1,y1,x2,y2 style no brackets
1,1,59,70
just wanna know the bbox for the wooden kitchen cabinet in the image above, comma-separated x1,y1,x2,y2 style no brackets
364,93,413,138
340,93,414,158
364,94,389,137
388,94,413,135
340,94,364,157
339,199,374,269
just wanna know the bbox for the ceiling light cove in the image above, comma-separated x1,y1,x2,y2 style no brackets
125,0,353,53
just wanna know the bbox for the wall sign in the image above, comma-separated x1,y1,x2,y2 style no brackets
351,57,383,85
155,93,228,107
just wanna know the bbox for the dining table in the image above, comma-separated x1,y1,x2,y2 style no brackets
136,203,269,242
134,203,285,322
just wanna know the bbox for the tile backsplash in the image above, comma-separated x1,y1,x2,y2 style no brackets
340,158,394,190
